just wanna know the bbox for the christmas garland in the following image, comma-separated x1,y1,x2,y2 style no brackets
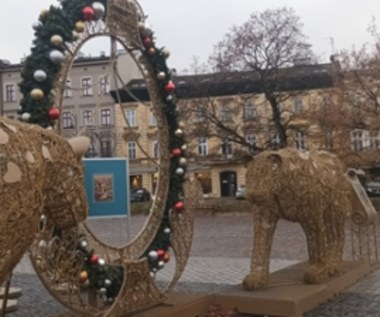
20,0,187,304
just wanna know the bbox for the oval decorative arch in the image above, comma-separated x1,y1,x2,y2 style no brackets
18,1,194,315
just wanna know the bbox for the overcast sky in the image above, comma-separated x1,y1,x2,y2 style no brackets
1,0,379,72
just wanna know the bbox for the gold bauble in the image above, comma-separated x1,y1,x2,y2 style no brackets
148,47,156,55
40,9,49,18
75,21,86,33
30,88,44,101
79,270,89,283
50,35,63,47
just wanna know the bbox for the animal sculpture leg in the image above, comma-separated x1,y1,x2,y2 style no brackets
243,205,278,290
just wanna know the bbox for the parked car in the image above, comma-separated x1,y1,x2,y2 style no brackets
235,185,246,200
366,182,380,197
130,188,151,202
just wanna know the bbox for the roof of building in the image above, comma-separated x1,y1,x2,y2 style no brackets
110,63,336,103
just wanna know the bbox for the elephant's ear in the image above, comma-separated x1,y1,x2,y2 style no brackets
267,153,282,171
68,136,91,159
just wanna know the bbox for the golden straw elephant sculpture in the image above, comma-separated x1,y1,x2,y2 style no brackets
243,148,374,290
0,117,89,284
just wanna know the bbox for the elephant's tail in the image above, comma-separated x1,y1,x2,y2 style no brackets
345,169,378,226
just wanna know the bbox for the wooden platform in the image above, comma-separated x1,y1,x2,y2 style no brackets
129,260,370,317
54,261,371,317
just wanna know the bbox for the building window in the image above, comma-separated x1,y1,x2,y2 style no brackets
125,109,137,127
244,103,257,120
220,104,231,122
128,142,137,159
153,140,159,159
351,130,365,152
369,130,380,150
100,109,112,126
221,139,233,156
81,77,93,96
295,130,306,150
271,133,281,149
99,75,110,95
100,140,113,157
5,84,16,102
246,134,257,153
64,78,72,98
195,106,207,123
62,112,74,129
293,97,303,113
83,110,93,126
197,137,208,156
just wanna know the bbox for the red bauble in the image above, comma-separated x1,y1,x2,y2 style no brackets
48,107,60,120
171,148,181,158
165,81,176,93
82,6,95,21
143,37,153,47
89,254,99,265
157,249,165,259
175,201,185,212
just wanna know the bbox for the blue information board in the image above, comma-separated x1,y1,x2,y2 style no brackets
83,158,129,217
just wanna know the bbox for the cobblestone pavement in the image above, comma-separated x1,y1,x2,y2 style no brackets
6,213,380,316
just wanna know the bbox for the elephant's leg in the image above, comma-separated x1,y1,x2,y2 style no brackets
324,209,345,276
243,204,278,290
301,215,329,284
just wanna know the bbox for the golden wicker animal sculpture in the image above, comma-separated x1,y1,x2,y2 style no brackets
0,117,89,284
243,148,371,290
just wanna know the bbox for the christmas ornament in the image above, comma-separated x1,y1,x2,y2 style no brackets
165,81,175,93
78,240,88,250
97,288,107,295
175,129,183,138
79,270,89,282
72,31,79,41
89,254,99,265
33,70,47,82
180,144,188,153
82,6,95,21
49,50,65,64
163,227,171,234
161,48,170,59
40,9,49,18
50,35,63,46
158,261,165,269
178,121,185,129
38,240,47,249
32,21,42,30
175,167,185,176
157,72,166,80
104,279,112,288
179,157,187,167
148,250,158,261
163,252,170,263
171,148,181,157
175,201,185,212
21,113,31,121
157,249,165,258
48,107,60,120
75,21,86,33
148,47,156,55
143,37,152,47
92,2,106,20
98,258,106,266
166,95,174,102
31,88,44,101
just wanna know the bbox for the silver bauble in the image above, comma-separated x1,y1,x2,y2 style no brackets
157,72,166,80
97,287,107,295
21,112,31,121
92,2,105,20
33,70,47,82
179,157,187,167
32,21,42,30
158,261,165,269
166,95,174,102
175,129,184,138
49,50,64,64
104,279,112,288
175,167,185,176
148,250,158,261
98,258,106,266
163,227,171,234
79,240,88,250
161,48,170,59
